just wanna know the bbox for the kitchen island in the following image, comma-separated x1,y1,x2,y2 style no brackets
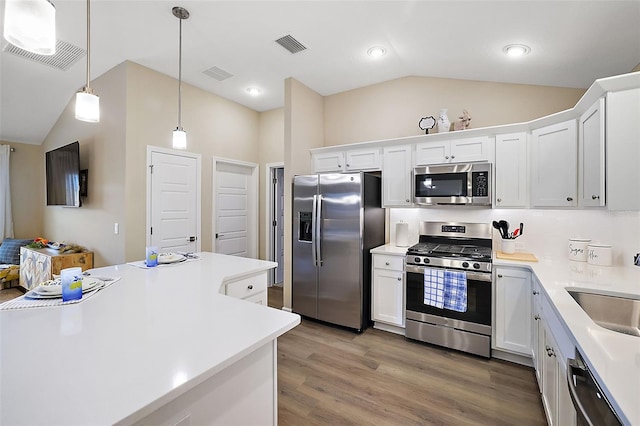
0,252,300,425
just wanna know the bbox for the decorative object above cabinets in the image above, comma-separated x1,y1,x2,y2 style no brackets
415,136,491,165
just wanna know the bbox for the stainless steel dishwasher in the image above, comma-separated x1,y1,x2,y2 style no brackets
567,350,624,426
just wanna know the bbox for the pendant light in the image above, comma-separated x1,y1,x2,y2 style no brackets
3,0,56,55
172,6,189,150
75,0,99,123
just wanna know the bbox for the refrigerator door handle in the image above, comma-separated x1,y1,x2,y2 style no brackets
312,194,318,267
316,194,323,266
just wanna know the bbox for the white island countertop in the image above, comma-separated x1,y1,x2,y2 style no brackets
495,256,640,425
0,252,300,425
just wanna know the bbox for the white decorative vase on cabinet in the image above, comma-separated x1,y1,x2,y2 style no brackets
437,109,450,133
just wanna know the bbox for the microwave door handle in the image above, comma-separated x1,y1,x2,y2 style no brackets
567,358,596,426
311,195,317,267
316,195,323,266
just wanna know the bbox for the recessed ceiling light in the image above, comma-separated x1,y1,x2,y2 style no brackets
246,87,263,96
503,44,531,57
367,46,386,58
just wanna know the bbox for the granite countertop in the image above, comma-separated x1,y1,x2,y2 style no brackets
494,255,640,425
0,252,300,425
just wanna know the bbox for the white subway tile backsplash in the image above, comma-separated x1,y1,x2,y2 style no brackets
389,208,640,266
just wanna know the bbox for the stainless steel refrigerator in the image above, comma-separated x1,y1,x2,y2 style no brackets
292,172,385,331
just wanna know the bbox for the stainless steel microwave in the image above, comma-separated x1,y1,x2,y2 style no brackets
413,163,491,206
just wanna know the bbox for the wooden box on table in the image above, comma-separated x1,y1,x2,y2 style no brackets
19,247,94,290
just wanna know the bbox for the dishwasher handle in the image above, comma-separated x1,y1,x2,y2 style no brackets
567,357,594,426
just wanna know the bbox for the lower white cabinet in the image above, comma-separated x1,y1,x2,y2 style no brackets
223,272,268,305
494,267,532,356
371,253,405,328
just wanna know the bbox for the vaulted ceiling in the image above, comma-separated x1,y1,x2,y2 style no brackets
1,1,639,145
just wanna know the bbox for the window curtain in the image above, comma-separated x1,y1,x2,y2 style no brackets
0,145,14,241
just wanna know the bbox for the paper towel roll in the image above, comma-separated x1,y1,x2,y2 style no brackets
396,222,409,247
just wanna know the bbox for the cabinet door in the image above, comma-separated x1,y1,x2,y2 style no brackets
495,132,528,207
579,98,606,207
450,136,491,163
415,141,450,165
382,145,413,207
313,152,344,173
532,280,543,387
531,120,577,207
542,321,559,426
345,148,381,171
494,267,532,356
372,268,404,327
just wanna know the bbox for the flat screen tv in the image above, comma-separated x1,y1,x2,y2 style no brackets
46,141,81,207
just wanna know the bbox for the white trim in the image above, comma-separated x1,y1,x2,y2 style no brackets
265,162,284,285
146,145,202,251
212,157,259,258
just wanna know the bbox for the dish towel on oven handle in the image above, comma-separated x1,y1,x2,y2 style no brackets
423,268,445,309
443,270,467,312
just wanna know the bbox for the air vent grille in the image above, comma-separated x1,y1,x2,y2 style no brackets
3,40,85,71
203,66,234,81
275,34,307,54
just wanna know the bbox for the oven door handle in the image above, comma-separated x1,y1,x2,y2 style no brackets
405,265,492,282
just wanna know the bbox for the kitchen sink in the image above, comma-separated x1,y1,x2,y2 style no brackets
567,290,640,337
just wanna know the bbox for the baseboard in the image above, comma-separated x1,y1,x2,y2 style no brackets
491,349,534,367
373,322,405,336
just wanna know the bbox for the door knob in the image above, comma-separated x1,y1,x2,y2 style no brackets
451,155,455,159
497,198,502,202
397,277,402,281
385,262,390,266
445,156,450,160
567,197,573,202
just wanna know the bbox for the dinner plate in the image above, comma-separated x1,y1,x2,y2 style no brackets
158,253,186,264
24,282,105,300
32,277,104,296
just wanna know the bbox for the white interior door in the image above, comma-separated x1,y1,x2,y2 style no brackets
213,158,258,258
147,147,201,253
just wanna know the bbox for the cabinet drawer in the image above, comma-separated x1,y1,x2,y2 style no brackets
225,274,267,299
373,255,404,271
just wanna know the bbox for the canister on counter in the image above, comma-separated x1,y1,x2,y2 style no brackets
568,238,590,262
587,243,613,266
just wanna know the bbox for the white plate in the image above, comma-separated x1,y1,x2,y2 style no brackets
158,253,186,264
32,277,103,296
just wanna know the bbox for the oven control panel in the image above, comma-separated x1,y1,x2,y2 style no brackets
405,255,492,273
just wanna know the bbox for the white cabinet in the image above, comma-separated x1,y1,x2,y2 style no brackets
530,119,577,207
532,278,543,388
371,254,405,329
578,97,606,207
223,272,267,305
534,283,577,426
494,267,532,356
382,144,412,207
312,148,381,173
415,136,491,165
495,132,528,207
606,88,640,211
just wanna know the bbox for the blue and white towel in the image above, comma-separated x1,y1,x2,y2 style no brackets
443,270,467,312
423,268,445,309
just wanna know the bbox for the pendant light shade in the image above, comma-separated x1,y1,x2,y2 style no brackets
75,0,99,123
75,89,100,122
3,0,56,55
172,6,189,149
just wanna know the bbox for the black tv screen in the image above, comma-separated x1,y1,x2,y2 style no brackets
46,141,81,207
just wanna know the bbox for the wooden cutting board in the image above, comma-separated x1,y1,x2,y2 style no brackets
496,251,538,262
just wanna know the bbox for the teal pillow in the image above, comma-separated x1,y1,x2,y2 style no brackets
0,239,33,265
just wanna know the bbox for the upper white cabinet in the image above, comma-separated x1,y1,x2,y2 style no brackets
495,132,528,208
382,144,413,207
313,148,381,173
578,98,606,207
606,88,640,211
494,267,532,356
415,136,491,165
530,120,577,207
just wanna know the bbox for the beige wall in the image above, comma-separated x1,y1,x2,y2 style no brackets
257,108,284,261
324,76,586,146
283,78,324,309
124,62,259,262
3,141,43,239
42,62,128,267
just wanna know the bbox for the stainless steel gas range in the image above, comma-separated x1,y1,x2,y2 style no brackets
405,221,493,358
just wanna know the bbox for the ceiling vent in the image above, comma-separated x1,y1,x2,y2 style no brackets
3,40,85,71
203,66,234,81
275,34,307,54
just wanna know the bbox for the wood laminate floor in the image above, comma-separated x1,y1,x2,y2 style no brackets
268,286,546,426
